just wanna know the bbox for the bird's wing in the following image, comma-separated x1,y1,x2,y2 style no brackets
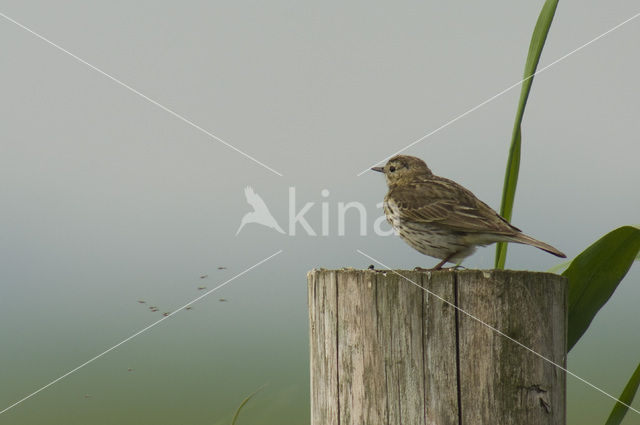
244,186,270,211
388,177,520,235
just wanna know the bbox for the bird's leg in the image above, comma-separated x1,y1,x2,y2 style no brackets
432,257,450,270
433,252,458,270
415,252,457,271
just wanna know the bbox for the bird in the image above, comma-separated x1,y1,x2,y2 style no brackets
236,186,285,235
372,155,565,270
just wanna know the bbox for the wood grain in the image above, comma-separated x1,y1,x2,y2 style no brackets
308,269,567,425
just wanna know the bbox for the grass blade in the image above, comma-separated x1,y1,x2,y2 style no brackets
230,385,265,425
563,226,640,351
604,362,640,425
495,0,559,269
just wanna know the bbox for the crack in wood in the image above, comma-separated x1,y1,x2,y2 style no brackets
454,273,463,425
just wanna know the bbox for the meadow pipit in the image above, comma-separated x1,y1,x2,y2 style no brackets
372,155,566,270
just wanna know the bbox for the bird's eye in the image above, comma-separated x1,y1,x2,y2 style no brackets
389,166,396,172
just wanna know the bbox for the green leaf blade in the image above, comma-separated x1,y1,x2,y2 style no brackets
495,0,559,269
604,362,640,425
495,129,521,269
564,226,640,351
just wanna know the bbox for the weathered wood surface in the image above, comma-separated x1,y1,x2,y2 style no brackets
308,269,567,425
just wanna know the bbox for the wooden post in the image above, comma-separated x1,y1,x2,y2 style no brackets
308,269,567,425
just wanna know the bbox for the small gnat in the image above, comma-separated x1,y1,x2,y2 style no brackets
482,271,492,279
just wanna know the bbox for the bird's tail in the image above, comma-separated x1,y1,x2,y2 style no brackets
512,233,566,258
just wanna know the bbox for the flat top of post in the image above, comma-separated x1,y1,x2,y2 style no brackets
308,268,567,281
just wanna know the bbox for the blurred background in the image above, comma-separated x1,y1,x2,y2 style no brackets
1,1,638,423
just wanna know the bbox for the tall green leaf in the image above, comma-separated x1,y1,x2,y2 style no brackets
564,226,640,351
604,362,640,425
495,0,559,269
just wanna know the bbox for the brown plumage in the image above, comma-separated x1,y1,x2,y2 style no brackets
372,155,565,270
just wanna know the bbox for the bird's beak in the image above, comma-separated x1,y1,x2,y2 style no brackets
371,166,384,173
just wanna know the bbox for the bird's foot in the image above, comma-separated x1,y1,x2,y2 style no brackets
414,266,439,272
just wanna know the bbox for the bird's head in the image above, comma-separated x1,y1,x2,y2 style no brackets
371,155,432,185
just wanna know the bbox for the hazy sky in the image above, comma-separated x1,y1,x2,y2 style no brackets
1,1,639,424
